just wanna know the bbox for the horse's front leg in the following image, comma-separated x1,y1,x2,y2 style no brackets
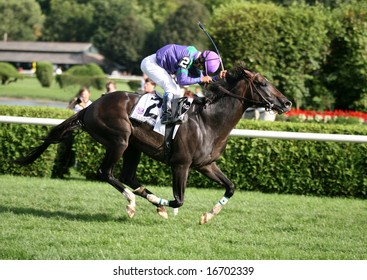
197,162,235,224
146,164,189,215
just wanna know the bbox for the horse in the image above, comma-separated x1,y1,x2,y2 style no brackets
14,62,292,224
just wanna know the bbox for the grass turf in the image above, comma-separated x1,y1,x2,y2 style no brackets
0,174,366,260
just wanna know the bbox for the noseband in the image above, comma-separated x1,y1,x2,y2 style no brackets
217,72,274,111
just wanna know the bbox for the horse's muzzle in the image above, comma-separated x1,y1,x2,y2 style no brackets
283,100,292,112
274,100,292,114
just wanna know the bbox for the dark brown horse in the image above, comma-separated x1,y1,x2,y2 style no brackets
14,62,291,224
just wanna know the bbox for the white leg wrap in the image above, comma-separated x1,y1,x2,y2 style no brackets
173,208,179,216
200,196,229,225
147,194,169,206
211,203,224,215
218,196,229,206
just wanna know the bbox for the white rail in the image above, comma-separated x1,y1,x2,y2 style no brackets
0,116,64,126
1,115,367,143
231,129,367,143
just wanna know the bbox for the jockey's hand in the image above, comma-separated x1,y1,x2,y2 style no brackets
219,70,227,79
201,75,213,83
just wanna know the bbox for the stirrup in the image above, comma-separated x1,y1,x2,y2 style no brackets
161,116,182,125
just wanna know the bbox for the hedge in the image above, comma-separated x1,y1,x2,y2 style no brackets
55,63,107,90
0,62,23,85
1,105,366,198
0,106,73,177
36,61,54,87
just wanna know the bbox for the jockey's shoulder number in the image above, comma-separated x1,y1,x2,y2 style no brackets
178,56,190,69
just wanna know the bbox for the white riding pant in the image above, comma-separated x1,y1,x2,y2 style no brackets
140,54,181,106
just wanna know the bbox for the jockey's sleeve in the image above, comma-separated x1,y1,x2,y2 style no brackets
176,68,202,86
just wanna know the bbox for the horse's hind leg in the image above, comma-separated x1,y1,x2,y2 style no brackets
120,145,168,218
97,146,136,218
196,162,235,224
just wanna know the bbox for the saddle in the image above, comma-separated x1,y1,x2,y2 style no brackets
130,93,193,161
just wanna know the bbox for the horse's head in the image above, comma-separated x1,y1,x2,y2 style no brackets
213,63,292,114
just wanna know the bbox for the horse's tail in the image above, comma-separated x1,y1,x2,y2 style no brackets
13,111,85,165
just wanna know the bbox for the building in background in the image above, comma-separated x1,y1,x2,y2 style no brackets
0,41,105,72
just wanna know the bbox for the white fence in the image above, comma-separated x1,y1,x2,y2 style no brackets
1,115,367,143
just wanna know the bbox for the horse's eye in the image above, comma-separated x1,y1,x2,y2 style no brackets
256,80,267,87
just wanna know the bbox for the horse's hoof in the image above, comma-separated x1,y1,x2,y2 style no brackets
199,213,207,224
199,212,214,225
157,206,168,219
126,205,135,218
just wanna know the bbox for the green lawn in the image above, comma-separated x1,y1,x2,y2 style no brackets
0,174,366,260
0,76,133,102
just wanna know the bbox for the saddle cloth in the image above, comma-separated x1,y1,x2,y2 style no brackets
129,92,192,137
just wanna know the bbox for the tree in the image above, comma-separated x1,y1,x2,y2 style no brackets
136,0,180,26
210,2,331,109
88,0,153,73
40,0,153,73
321,1,367,110
35,0,51,15
150,0,211,53
0,0,44,41
41,0,94,42
106,15,151,73
275,3,332,109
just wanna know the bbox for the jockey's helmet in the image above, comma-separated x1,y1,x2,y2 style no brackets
202,50,221,74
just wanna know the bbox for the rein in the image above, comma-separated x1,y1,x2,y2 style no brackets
216,74,274,111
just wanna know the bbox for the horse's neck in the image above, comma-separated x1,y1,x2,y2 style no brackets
202,96,244,135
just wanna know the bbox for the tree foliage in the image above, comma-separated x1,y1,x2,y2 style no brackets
0,0,44,40
321,1,367,110
88,0,152,72
2,0,366,111
41,0,94,42
210,1,332,109
150,0,211,53
136,0,180,26
105,15,151,73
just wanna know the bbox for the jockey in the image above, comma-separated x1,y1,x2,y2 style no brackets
141,44,225,125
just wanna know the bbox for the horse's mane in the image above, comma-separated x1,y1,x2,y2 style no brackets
205,61,250,103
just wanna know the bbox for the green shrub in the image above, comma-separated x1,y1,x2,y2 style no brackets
73,119,367,199
0,106,73,177
0,62,23,85
36,61,54,87
211,2,332,109
1,106,366,198
56,63,107,90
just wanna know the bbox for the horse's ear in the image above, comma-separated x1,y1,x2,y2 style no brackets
244,69,253,79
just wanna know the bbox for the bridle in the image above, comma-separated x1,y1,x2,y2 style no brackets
215,71,275,111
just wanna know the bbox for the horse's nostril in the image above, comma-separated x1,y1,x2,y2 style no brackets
285,101,292,108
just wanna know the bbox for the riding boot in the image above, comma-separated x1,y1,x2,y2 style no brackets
161,94,182,125
161,95,172,124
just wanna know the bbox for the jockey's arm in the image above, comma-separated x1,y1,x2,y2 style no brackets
176,68,201,86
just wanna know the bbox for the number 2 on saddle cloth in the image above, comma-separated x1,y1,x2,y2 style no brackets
130,93,191,127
